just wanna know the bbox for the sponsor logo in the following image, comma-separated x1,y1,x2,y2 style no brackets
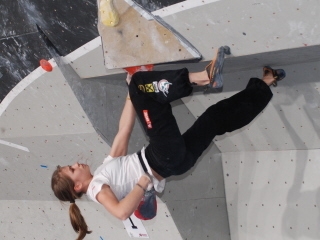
158,79,172,97
152,81,159,92
145,83,154,92
143,110,152,129
138,80,171,96
138,85,145,92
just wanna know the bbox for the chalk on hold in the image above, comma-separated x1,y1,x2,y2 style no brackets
100,0,119,27
40,59,53,72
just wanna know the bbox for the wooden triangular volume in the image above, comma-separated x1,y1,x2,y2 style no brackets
97,0,202,69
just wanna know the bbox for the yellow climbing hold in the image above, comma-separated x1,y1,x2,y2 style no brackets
100,0,119,27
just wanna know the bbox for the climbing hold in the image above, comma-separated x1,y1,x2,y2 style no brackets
124,65,154,75
40,59,53,72
100,0,119,27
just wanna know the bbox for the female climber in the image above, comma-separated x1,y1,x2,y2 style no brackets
51,59,285,240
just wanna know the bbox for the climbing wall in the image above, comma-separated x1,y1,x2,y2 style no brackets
97,0,201,69
1,0,320,240
180,59,320,240
223,150,320,240
0,199,181,239
0,62,182,239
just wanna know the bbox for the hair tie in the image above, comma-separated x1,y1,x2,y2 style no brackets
70,199,75,204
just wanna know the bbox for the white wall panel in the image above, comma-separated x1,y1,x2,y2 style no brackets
64,37,122,78
0,199,181,240
223,150,320,240
159,0,320,62
0,64,95,139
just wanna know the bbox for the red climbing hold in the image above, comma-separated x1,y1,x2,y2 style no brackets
40,59,53,72
124,64,154,75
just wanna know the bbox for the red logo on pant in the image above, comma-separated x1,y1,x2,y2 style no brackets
143,110,152,129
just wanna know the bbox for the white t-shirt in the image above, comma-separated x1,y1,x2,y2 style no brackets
86,147,166,203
